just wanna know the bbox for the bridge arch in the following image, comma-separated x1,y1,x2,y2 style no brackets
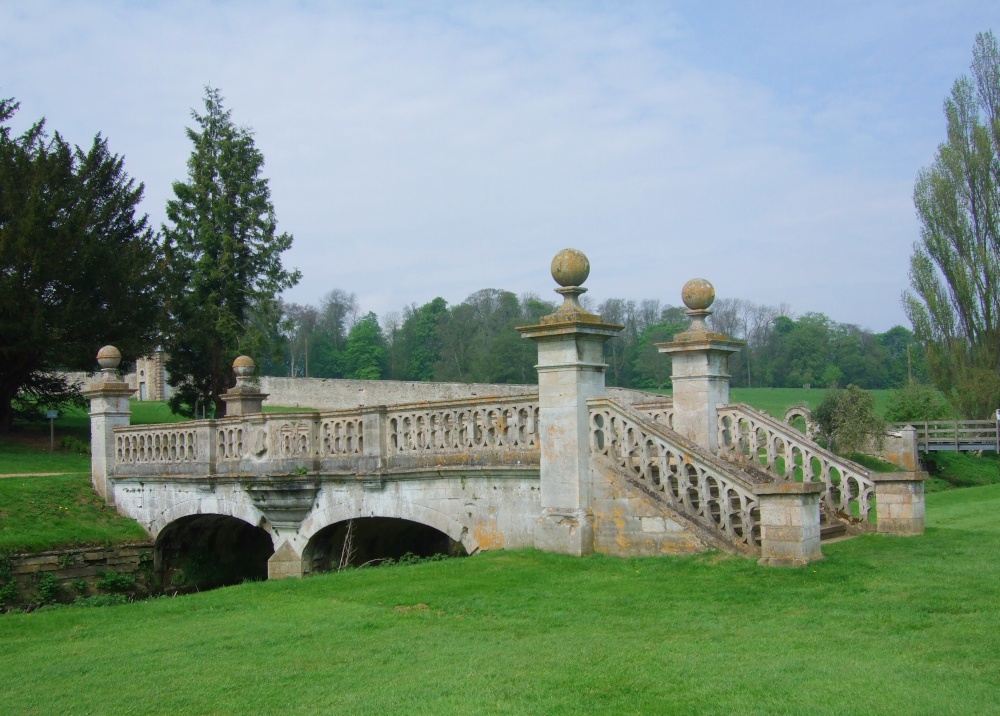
148,496,269,542
151,498,274,592
300,500,478,573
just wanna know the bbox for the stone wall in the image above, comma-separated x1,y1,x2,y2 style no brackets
258,376,539,409
1,542,155,609
591,462,710,556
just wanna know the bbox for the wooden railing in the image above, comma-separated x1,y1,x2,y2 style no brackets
888,420,999,452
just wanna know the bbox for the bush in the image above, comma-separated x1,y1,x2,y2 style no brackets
59,436,91,455
36,573,60,604
814,385,886,455
886,383,952,423
96,571,136,594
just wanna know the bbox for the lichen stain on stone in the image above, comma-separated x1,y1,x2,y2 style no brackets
474,520,504,550
612,506,630,550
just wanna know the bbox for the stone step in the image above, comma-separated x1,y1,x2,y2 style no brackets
820,520,848,541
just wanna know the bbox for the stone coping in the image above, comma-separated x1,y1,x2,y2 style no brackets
81,381,135,396
655,336,745,353
869,471,928,482
516,320,623,338
754,481,825,495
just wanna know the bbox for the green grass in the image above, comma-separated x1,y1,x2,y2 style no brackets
922,451,1000,492
1,486,998,715
729,387,892,418
0,442,90,475
0,473,148,552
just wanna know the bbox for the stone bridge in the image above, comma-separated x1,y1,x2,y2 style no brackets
85,250,926,587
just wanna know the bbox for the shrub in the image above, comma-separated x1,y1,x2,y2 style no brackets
885,384,953,423
96,570,136,594
814,385,886,455
73,594,130,608
59,436,91,455
36,573,60,604
0,557,17,606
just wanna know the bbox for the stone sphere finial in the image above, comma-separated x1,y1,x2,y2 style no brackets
233,355,255,378
551,248,590,288
681,278,715,311
96,345,122,373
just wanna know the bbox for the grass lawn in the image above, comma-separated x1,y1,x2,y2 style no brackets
648,387,893,418
0,442,90,476
729,387,892,418
0,473,147,552
923,450,1000,492
0,485,998,715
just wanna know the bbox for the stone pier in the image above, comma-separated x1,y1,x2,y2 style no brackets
518,249,622,556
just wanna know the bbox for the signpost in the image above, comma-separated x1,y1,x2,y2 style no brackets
45,409,58,451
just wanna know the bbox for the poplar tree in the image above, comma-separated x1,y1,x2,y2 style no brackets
904,31,1000,418
163,87,300,417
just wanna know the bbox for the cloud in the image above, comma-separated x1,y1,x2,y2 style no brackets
1,1,994,330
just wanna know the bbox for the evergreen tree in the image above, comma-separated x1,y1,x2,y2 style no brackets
0,97,163,431
162,87,299,416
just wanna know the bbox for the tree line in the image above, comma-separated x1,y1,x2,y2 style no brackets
269,290,928,392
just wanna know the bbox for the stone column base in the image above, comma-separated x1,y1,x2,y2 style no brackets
534,508,594,556
872,472,926,536
268,541,306,579
756,483,824,567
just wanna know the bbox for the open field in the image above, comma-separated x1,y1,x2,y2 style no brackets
1,485,998,715
729,387,893,417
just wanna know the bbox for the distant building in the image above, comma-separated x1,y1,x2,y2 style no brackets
134,351,172,402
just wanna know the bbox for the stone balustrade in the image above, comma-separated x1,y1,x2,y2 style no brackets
632,397,675,430
386,397,539,455
589,397,763,553
113,394,541,479
717,403,877,524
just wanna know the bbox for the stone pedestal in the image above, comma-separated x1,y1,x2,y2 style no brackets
658,334,743,452
83,346,135,504
871,472,926,535
755,482,824,566
360,405,388,474
518,249,622,556
879,426,920,472
219,355,268,416
655,280,743,453
219,386,268,416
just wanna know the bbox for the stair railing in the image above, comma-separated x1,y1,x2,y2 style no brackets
717,404,876,524
589,397,763,553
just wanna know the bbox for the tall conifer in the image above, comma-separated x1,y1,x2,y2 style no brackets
163,87,299,417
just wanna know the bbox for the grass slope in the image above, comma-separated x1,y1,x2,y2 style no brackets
0,474,147,552
1,486,998,715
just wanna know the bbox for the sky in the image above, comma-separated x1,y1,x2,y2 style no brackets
1,1,996,332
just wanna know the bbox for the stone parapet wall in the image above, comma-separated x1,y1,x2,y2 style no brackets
259,376,539,409
1,542,155,609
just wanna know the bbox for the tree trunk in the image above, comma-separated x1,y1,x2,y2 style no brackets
0,398,14,434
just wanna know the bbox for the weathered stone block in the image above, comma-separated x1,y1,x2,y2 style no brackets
534,509,594,556
872,472,926,536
